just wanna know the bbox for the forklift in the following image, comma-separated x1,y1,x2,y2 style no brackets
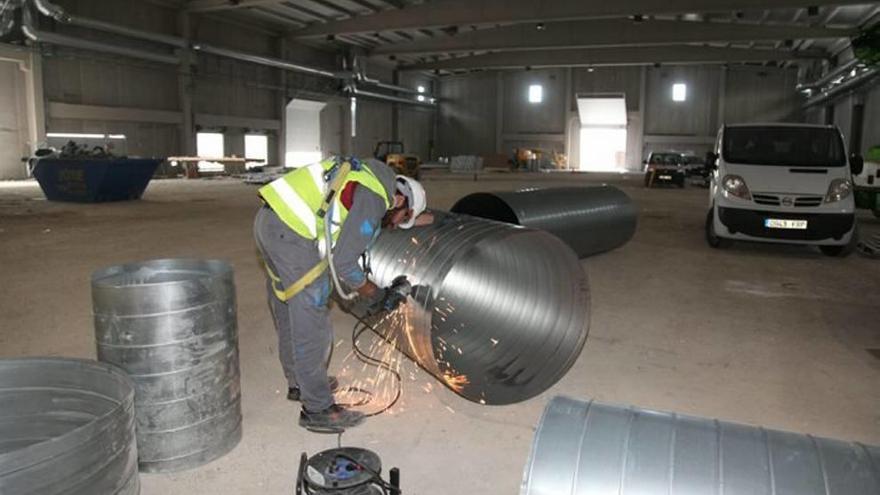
373,141,420,179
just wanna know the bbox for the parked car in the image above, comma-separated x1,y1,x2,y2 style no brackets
643,151,686,188
682,153,711,187
705,123,864,257
681,154,706,175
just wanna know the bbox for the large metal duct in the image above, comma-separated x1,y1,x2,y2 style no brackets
0,358,139,495
522,396,880,495
366,212,590,405
451,186,638,258
92,259,241,473
21,8,178,65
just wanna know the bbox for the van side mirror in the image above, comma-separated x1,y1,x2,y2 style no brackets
850,154,864,176
705,152,718,170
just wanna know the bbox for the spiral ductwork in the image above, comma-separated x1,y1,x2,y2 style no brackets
451,186,638,258
522,396,880,495
367,212,590,405
92,259,241,473
0,358,139,495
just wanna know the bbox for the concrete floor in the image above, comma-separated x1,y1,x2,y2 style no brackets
1,173,878,494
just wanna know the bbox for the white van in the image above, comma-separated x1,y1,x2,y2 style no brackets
705,123,864,257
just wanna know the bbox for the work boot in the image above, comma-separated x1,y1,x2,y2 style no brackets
287,376,339,402
299,404,365,432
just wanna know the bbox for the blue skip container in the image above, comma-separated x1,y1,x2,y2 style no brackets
33,158,162,202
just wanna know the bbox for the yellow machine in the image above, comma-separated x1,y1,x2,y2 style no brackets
374,141,421,179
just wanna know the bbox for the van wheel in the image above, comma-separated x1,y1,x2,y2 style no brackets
820,225,858,257
874,209,880,219
820,245,849,257
705,209,731,248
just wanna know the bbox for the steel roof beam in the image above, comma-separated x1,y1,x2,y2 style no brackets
399,45,825,70
290,0,869,37
372,18,853,55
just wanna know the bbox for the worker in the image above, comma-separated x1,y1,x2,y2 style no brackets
254,156,431,431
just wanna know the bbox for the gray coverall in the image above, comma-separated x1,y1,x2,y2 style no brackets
253,159,396,413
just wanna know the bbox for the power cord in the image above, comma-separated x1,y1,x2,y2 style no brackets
335,314,402,418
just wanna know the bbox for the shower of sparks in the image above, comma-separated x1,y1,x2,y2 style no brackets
340,224,491,413
442,371,470,393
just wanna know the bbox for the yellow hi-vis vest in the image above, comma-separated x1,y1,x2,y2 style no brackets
258,159,391,245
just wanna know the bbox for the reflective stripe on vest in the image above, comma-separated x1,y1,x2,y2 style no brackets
259,159,391,242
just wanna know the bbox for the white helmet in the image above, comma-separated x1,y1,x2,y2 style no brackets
395,175,426,229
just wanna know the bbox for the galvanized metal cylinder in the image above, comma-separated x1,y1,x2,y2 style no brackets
0,357,139,495
522,396,880,495
451,186,638,258
92,258,242,473
368,212,590,405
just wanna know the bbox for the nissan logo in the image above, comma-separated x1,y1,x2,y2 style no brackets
782,197,794,206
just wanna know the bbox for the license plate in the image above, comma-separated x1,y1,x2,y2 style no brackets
764,218,808,230
659,175,672,180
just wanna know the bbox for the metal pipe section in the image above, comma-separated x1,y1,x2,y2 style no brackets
28,0,339,78
92,259,241,473
797,59,860,92
193,43,339,79
522,396,880,495
451,186,638,258
21,8,179,65
0,358,139,495
805,68,879,107
32,0,186,47
367,212,590,405
358,75,424,96
350,87,437,107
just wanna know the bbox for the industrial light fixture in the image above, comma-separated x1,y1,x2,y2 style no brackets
47,133,127,140
536,23,545,31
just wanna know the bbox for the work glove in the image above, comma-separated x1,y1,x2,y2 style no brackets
348,287,387,319
352,276,412,318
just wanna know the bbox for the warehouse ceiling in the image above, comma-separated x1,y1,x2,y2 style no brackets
185,1,879,73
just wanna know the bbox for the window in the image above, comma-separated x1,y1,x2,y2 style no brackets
245,134,268,168
672,83,687,102
528,84,543,104
722,126,846,168
196,132,225,172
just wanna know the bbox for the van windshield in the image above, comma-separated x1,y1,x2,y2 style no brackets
722,126,846,167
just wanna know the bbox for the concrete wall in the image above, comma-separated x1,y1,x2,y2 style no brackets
398,71,436,161
437,65,806,170
437,71,498,157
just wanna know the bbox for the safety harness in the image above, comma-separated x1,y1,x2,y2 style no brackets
261,159,383,302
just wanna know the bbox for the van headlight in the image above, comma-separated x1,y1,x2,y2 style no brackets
824,178,852,203
722,175,751,200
